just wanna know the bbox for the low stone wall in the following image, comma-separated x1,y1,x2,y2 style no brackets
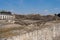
1,22,60,40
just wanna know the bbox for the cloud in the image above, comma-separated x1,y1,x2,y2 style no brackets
44,10,48,12
43,9,53,14
54,8,58,10
41,9,50,15
41,8,60,15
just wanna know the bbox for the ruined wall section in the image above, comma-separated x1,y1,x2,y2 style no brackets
1,22,60,40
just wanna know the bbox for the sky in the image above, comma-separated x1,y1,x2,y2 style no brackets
0,0,60,15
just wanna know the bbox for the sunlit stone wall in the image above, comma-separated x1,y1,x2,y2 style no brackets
1,23,60,40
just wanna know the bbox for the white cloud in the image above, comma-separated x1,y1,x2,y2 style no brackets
44,10,48,12
54,8,58,10
41,9,50,15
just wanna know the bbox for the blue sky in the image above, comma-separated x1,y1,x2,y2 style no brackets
0,0,60,15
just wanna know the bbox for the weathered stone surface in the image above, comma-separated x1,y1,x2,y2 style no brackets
1,21,60,40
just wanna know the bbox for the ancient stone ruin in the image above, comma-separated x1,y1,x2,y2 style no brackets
0,13,60,40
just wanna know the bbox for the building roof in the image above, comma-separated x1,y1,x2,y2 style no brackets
0,11,12,15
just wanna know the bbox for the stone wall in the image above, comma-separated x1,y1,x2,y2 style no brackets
1,22,60,40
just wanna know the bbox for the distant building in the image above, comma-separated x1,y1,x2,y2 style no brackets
0,11,14,20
